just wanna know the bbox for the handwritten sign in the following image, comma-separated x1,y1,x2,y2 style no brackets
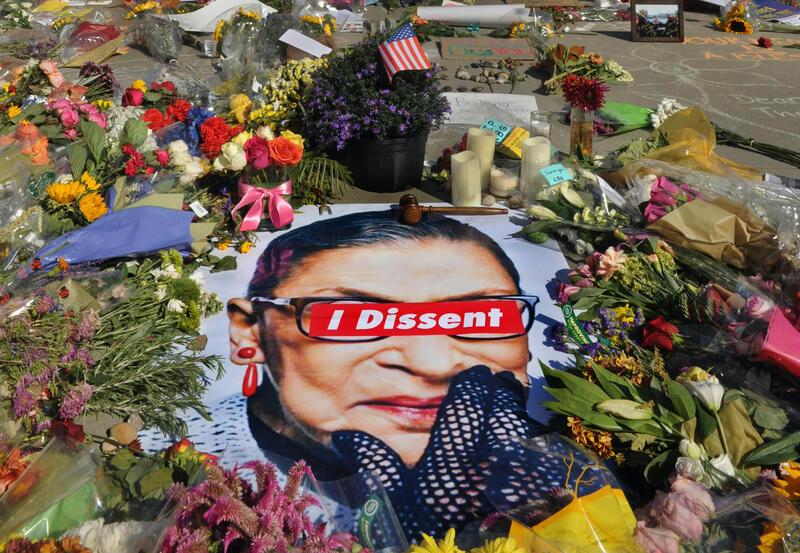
440,38,537,61
444,93,538,126
481,119,513,144
540,164,572,187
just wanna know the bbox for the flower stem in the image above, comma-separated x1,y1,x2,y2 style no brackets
713,410,730,456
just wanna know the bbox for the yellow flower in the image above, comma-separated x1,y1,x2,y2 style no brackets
94,99,113,111
509,22,526,38
213,20,226,42
771,461,800,501
280,130,305,148
470,538,524,553
217,240,230,250
238,241,253,253
131,79,148,93
229,94,252,124
239,8,260,20
723,16,753,34
78,193,108,222
7,105,21,118
80,172,100,191
410,529,465,553
47,181,86,204
758,522,784,553
58,257,69,271
232,132,252,147
567,416,614,459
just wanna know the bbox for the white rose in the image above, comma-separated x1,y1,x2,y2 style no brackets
168,140,189,156
180,161,205,185
213,142,247,172
170,151,192,168
255,126,275,140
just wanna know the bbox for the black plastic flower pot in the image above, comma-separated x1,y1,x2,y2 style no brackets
339,130,430,193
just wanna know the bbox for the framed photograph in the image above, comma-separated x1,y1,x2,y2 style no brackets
631,0,685,42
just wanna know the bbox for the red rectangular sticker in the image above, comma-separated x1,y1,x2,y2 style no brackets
308,300,525,338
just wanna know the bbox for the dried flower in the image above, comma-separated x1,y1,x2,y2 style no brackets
757,36,773,48
561,74,609,112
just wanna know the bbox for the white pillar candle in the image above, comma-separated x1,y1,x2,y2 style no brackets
451,150,482,207
490,165,519,198
520,137,552,204
466,128,496,192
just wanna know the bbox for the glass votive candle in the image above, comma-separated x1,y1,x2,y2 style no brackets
490,158,520,199
530,111,552,140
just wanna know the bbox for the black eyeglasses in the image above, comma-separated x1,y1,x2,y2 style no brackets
250,295,539,343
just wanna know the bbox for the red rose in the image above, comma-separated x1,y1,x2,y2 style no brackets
245,136,270,170
166,98,192,122
757,37,773,48
155,149,170,166
141,108,171,131
51,420,85,443
151,81,176,93
122,87,144,107
199,116,241,159
31,258,42,270
641,315,680,351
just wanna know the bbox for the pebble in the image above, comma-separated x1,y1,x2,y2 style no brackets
474,75,487,83
508,195,525,209
455,69,471,80
442,86,452,92
487,77,496,84
482,195,496,206
471,86,484,92
495,76,508,84
471,62,482,68
457,86,469,92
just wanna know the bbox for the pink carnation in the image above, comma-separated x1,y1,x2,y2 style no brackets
245,136,270,170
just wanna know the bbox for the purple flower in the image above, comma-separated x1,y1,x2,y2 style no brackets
12,374,38,418
76,309,101,341
59,382,93,420
35,294,57,315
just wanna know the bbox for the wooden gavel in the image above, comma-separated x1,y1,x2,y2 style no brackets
398,194,508,225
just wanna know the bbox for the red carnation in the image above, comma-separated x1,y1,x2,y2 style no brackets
142,108,174,131
151,81,177,93
121,87,144,107
166,98,192,122
641,315,680,351
757,37,773,48
155,149,170,166
199,116,241,159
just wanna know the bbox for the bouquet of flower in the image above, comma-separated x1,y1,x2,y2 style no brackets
543,44,632,95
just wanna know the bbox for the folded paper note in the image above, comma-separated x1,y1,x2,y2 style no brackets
279,29,333,58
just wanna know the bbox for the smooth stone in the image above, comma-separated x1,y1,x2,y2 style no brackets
487,77,496,84
471,86,484,92
455,69,471,80
482,195,496,206
508,195,525,209
495,76,508,84
442,86,453,92
497,72,510,80
474,75,487,83
457,86,469,92
471,62,481,68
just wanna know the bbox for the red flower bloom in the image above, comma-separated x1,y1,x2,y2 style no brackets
144,166,155,175
50,420,85,443
245,136,270,170
151,81,176,93
757,36,773,48
166,98,192,122
155,149,170,166
561,74,609,112
121,87,144,107
199,116,241,159
142,108,174,131
0,293,10,304
641,315,680,351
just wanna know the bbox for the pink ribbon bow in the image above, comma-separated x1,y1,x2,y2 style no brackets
232,179,294,231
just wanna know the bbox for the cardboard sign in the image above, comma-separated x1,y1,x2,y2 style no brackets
440,37,537,61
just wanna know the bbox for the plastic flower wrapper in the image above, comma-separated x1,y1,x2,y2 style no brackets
483,434,642,553
129,14,183,64
0,146,44,272
60,21,126,68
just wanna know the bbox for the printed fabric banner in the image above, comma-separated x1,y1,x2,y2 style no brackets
140,204,579,539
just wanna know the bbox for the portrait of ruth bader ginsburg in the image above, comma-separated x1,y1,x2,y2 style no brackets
141,209,586,537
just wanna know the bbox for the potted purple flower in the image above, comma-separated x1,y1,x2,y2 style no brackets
303,33,449,193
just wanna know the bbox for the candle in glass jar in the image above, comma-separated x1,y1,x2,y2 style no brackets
466,128,496,192
450,150,482,207
490,165,519,198
529,112,551,140
520,137,552,205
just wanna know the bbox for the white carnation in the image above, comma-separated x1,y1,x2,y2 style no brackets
167,298,186,313
650,98,687,129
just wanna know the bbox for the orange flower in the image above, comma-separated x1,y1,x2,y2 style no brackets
58,257,70,272
268,136,303,166
588,53,604,65
16,122,49,165
0,448,30,496
39,59,66,89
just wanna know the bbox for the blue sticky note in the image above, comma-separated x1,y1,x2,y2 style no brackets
540,164,572,186
481,119,512,144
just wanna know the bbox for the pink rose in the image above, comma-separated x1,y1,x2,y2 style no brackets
60,109,80,129
649,476,714,543
64,128,78,140
244,136,270,170
575,278,594,288
48,98,72,113
155,149,170,166
651,191,677,207
557,282,581,304
79,104,107,129
122,88,144,107
39,59,66,89
652,176,680,196
644,202,668,223
636,522,681,553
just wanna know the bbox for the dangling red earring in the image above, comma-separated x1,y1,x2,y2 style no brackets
239,347,258,397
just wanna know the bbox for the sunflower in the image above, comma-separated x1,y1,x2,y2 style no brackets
7,105,21,118
80,172,100,191
758,522,784,553
724,16,753,34
772,461,800,501
47,181,86,204
78,193,108,222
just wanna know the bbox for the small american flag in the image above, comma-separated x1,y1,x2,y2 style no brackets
379,23,432,81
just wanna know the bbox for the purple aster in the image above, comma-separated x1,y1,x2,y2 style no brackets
12,374,38,419
59,382,93,420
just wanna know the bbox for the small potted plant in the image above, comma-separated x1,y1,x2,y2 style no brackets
302,33,450,192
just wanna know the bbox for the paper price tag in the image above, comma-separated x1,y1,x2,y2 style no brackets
540,164,572,186
481,119,512,144
189,200,208,218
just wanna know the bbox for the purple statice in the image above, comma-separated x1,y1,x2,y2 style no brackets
37,366,56,385
12,374,38,419
60,345,95,367
551,323,570,352
59,382,93,420
22,347,47,368
76,309,101,341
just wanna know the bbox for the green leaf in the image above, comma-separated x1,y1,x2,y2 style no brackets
120,118,148,148
644,449,676,483
211,256,238,273
138,466,174,498
741,431,800,467
620,419,666,438
144,91,162,103
537,199,570,220
37,125,61,138
541,401,623,432
68,143,88,178
110,448,137,471
630,433,657,452
695,401,717,439
80,120,106,163
572,295,603,312
541,365,610,405
754,405,790,431
591,363,641,401
665,379,696,420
